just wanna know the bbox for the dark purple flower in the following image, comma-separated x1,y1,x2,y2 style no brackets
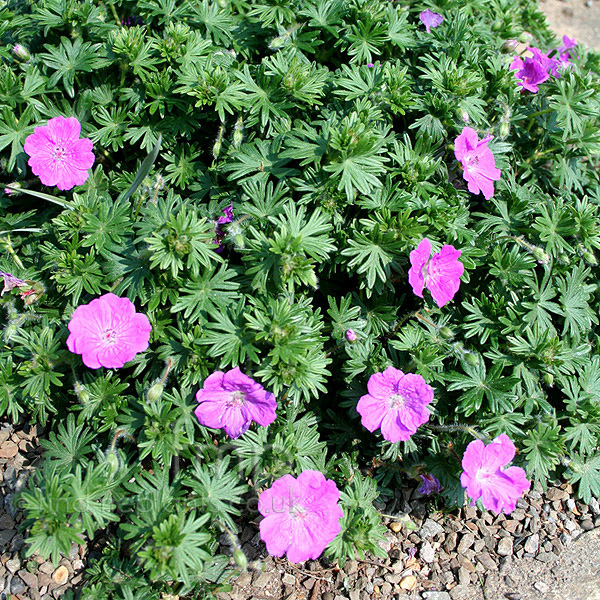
0,272,28,296
214,202,234,252
419,9,443,34
417,473,443,496
122,16,144,27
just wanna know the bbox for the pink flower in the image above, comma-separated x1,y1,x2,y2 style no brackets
67,293,152,369
419,9,443,33
258,470,343,563
460,434,530,514
356,366,433,443
195,367,277,439
408,238,464,308
556,35,577,68
345,329,357,342
454,127,501,201
23,116,94,191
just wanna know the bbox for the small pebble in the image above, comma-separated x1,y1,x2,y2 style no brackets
580,519,594,531
53,565,69,585
390,522,402,533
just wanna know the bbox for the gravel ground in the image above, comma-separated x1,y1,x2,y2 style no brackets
540,0,600,50
1,420,600,599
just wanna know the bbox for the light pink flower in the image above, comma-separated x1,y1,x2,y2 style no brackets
67,293,152,369
454,127,501,201
258,470,343,563
356,366,433,443
24,116,94,191
419,9,443,33
460,434,530,514
408,238,464,308
195,367,277,439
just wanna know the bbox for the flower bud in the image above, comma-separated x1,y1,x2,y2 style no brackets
491,21,502,32
518,31,533,44
147,381,164,403
217,0,228,8
439,326,454,339
532,247,550,264
583,251,597,265
12,44,30,61
233,549,247,571
465,352,478,367
543,373,554,387
232,116,244,149
106,450,120,475
345,329,358,342
499,119,510,138
501,39,519,53
4,182,22,196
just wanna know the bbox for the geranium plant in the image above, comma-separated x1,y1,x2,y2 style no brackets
0,0,599,597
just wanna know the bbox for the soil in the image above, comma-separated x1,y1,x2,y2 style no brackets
540,0,600,50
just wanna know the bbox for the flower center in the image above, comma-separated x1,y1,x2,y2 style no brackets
389,393,405,409
290,504,307,521
52,146,67,162
102,328,118,345
228,390,245,408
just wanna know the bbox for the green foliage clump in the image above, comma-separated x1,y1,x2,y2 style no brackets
1,0,600,596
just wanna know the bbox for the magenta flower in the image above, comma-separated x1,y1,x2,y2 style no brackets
530,47,560,75
509,55,550,92
454,127,501,201
556,35,577,68
23,116,94,191
460,434,530,514
408,238,464,308
417,473,443,496
258,470,343,563
345,329,358,342
195,367,277,439
67,293,152,369
419,9,443,33
357,366,433,443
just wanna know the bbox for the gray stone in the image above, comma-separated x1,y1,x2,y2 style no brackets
449,585,474,600
422,593,451,600
0,529,16,545
524,533,539,554
6,557,20,574
580,519,594,531
420,519,444,539
476,551,496,570
420,541,436,564
497,537,513,556
18,569,38,590
534,581,549,594
457,533,475,554
282,573,295,586
380,582,392,595
11,576,26,594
